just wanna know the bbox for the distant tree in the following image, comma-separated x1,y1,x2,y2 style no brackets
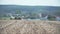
15,10,21,14
54,11,60,16
28,12,39,19
29,12,37,16
47,15,56,21
3,14,7,17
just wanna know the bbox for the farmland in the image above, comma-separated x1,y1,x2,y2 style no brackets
0,20,60,34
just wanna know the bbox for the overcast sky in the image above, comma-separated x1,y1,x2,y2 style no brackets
0,0,60,6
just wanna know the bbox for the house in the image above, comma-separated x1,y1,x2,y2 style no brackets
56,16,60,21
8,13,22,20
38,13,48,20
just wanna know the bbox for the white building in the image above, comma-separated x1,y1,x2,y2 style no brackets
39,13,42,18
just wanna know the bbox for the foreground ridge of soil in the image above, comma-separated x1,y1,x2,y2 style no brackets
0,20,60,34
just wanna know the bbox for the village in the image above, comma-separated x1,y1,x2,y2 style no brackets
3,13,60,21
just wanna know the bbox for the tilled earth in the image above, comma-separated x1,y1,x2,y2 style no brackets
0,20,60,34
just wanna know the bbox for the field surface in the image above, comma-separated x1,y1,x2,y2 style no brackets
0,20,60,34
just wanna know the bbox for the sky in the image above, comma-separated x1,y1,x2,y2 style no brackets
0,0,60,6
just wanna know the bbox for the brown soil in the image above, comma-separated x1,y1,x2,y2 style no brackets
0,20,60,34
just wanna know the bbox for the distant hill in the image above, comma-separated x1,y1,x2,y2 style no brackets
0,5,60,17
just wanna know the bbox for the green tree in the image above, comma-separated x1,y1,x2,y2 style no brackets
15,10,21,14
54,11,60,16
47,15,56,21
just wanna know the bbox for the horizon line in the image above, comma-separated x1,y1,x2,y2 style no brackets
0,4,60,7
